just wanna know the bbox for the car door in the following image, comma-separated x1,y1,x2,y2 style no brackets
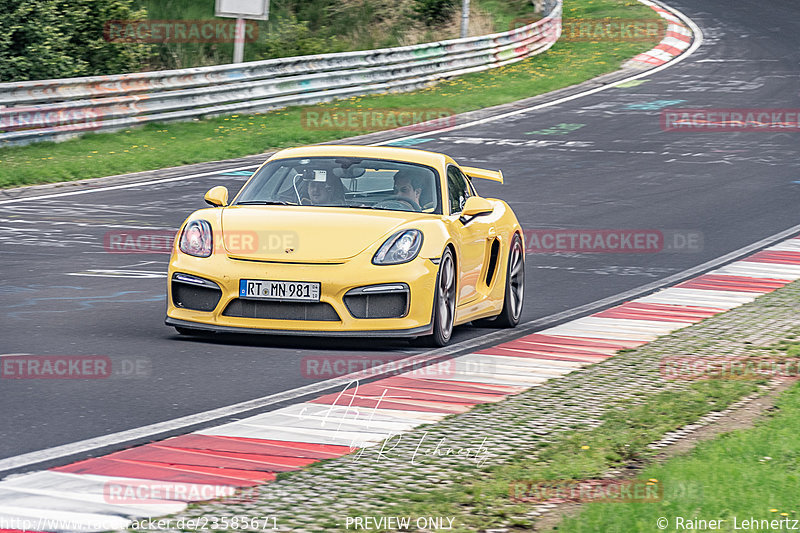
446,165,490,307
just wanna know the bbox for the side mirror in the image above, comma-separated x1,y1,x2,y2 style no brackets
204,186,229,207
461,196,494,218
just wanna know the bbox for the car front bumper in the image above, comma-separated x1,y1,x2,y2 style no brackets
165,251,438,336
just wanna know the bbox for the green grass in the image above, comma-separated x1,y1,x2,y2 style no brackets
330,379,758,532
556,381,800,532
746,337,800,359
0,0,662,189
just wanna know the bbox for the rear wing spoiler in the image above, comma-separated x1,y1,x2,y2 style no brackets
461,166,504,184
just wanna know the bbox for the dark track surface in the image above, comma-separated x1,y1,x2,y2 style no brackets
2,0,799,464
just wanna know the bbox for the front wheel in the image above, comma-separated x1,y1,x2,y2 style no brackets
494,233,525,327
423,248,456,347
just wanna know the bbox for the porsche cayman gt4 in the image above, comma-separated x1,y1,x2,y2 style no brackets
165,145,525,346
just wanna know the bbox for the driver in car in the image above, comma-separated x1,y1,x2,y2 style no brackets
392,171,423,211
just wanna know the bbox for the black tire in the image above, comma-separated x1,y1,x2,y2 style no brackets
474,233,525,328
494,233,525,327
422,247,457,347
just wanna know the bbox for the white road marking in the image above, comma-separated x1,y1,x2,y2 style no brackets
696,59,780,63
709,263,800,281
66,269,167,279
0,165,260,206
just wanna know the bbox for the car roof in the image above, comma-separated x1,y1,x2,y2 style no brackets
268,145,452,169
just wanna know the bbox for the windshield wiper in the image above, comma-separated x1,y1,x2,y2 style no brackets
236,200,296,206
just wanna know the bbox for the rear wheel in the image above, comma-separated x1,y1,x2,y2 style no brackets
474,233,524,328
495,233,525,327
423,248,456,347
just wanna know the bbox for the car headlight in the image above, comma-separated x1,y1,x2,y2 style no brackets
373,230,423,265
179,220,213,257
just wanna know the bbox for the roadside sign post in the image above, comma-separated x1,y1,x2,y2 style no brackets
215,0,270,64
234,18,246,63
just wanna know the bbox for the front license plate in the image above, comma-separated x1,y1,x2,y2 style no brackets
239,279,320,302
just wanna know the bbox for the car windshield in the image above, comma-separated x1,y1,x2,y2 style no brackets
234,157,442,214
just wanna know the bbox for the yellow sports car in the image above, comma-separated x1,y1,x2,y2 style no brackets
165,145,525,346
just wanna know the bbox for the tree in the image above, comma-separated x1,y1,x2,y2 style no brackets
0,0,151,82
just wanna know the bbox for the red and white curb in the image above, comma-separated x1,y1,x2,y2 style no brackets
624,0,694,69
2,234,800,532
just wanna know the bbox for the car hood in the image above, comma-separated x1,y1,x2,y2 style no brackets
220,206,427,263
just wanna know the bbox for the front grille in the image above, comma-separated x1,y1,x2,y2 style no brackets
223,299,340,321
171,276,222,312
344,285,409,319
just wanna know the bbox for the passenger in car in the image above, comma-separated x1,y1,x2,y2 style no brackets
306,171,346,206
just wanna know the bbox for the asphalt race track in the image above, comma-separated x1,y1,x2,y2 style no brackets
2,0,799,470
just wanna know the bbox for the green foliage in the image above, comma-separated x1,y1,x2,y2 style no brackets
1,0,545,79
134,0,392,68
0,0,152,82
260,15,346,59
413,0,456,26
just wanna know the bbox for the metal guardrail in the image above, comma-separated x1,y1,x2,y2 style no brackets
0,2,561,146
